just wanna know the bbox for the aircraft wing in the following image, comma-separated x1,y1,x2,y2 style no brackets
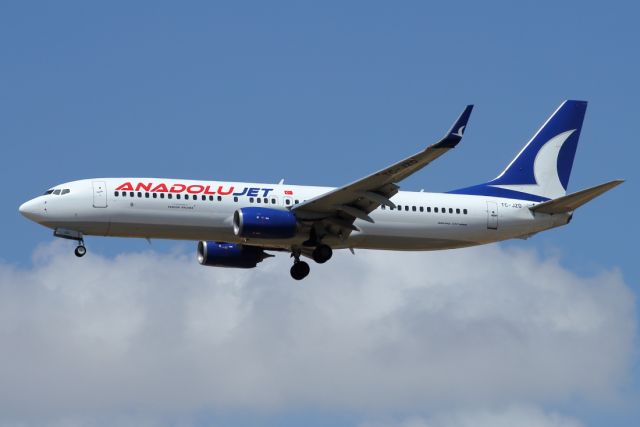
293,105,473,233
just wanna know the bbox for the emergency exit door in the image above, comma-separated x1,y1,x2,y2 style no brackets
92,181,107,208
486,201,498,229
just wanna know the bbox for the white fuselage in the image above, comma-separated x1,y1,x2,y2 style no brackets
19,178,570,251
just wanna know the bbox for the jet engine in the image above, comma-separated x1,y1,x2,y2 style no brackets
197,241,272,268
233,207,297,239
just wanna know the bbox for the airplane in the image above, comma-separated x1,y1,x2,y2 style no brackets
19,100,623,280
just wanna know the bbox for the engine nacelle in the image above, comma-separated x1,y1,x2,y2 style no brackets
197,241,271,269
233,207,297,239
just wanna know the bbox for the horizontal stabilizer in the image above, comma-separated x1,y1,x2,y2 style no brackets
530,180,624,214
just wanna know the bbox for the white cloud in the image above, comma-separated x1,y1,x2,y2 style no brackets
360,405,585,427
0,240,635,424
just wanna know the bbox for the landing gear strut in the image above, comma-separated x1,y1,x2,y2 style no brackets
290,252,310,280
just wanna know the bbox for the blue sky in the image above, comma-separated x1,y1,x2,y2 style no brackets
0,1,638,426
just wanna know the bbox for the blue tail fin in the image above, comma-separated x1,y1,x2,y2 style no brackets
449,100,588,201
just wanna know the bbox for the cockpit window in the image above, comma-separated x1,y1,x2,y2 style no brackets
61,189,70,195
53,189,61,195
44,190,54,195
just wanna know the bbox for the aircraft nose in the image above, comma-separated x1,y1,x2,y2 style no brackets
19,199,43,222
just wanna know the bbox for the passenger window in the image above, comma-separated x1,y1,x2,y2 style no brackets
160,193,165,199
249,197,254,203
271,198,276,204
442,207,445,213
256,198,261,203
295,199,299,204
412,206,416,212
381,205,386,210
264,198,268,203
177,194,181,200
456,208,460,214
449,208,453,214
153,193,157,199
53,189,61,195
427,207,431,212
138,192,142,198
114,191,119,197
168,194,172,199
463,209,468,214
285,199,291,205
128,192,133,197
122,192,127,197
217,196,222,201
201,195,205,201
419,206,424,212
434,207,438,213
145,193,149,198
405,206,409,211
234,196,238,202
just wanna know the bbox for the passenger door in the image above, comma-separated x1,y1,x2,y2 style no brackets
92,181,108,208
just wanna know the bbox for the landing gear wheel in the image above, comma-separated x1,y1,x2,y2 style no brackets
74,245,86,258
290,261,310,280
312,244,333,264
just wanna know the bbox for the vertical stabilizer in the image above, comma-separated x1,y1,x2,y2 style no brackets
450,100,588,201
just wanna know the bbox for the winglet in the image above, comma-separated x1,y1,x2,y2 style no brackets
435,104,474,148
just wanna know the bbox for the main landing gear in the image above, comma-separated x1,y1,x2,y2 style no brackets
289,244,333,280
312,244,332,264
290,258,310,280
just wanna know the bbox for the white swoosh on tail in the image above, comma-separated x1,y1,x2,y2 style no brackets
491,129,575,199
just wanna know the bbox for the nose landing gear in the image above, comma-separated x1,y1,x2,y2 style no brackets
53,228,87,258
74,242,87,258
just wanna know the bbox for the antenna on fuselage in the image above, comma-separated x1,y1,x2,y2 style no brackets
278,178,285,185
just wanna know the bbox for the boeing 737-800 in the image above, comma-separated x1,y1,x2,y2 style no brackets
19,100,622,280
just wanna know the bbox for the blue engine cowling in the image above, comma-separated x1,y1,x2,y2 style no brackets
233,207,297,239
197,241,272,268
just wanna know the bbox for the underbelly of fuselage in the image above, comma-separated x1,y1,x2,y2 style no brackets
41,219,482,252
